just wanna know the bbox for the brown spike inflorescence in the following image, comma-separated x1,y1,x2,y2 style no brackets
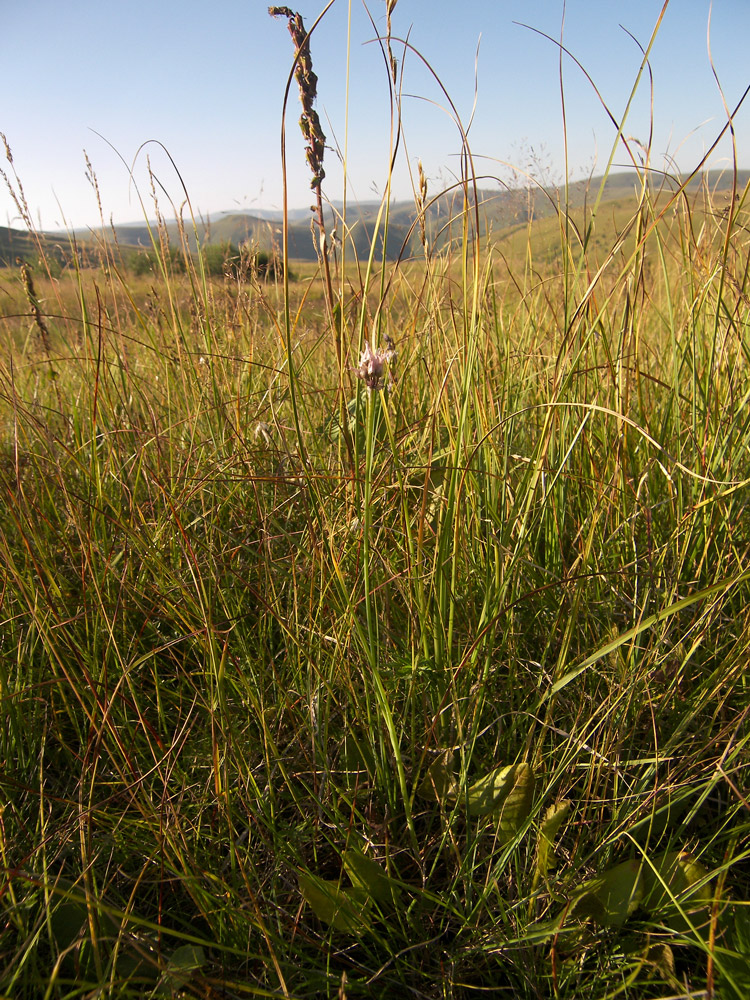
19,258,52,356
269,7,326,189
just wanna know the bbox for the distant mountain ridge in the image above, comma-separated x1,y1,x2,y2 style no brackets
2,169,748,266
96,169,749,262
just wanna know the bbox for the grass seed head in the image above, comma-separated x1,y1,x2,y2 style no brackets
270,6,326,188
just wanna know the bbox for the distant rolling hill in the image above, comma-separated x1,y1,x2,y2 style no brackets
2,169,747,267
0,225,40,266
81,168,750,262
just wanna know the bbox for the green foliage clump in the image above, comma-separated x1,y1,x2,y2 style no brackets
201,240,283,280
201,240,238,276
130,245,186,276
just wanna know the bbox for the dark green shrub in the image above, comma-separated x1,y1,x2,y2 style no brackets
130,247,185,276
202,241,238,277
202,241,284,281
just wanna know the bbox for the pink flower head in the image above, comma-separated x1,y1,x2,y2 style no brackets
354,341,389,390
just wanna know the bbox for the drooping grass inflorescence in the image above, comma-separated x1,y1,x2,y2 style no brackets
268,6,326,191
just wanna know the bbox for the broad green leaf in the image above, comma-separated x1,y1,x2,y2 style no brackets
466,762,535,840
339,737,376,785
466,764,516,816
717,904,750,998
167,944,205,974
159,944,206,994
574,858,645,927
343,849,401,906
298,871,370,934
530,891,605,947
643,942,676,980
537,800,572,878
568,890,609,924
529,897,599,945
641,850,712,916
497,763,536,842
527,913,567,943
116,950,159,986
561,849,711,932
417,750,458,803
50,898,89,951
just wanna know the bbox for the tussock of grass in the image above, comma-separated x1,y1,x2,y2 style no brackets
3,8,750,999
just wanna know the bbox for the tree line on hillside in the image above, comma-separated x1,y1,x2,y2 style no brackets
129,242,284,280
0,233,285,281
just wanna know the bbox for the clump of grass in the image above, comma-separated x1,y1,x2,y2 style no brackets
2,5,750,999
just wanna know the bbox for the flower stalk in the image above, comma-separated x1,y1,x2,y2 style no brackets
270,5,351,466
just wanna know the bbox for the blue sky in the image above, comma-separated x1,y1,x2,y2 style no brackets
2,0,749,230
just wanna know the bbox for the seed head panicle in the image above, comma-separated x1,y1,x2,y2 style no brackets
417,159,429,248
385,0,399,82
269,6,326,189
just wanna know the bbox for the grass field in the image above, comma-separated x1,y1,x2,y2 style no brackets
3,10,750,998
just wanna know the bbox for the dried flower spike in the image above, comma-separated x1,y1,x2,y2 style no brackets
269,6,326,189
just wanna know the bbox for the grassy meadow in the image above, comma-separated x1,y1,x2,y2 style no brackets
3,16,750,998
